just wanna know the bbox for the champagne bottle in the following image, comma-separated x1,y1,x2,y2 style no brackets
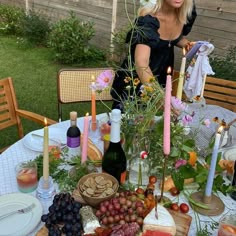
102,109,127,184
66,111,81,158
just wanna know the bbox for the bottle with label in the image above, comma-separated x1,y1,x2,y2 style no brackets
102,109,127,184
66,111,81,158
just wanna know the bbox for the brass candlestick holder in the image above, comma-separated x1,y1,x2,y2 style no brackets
190,191,225,216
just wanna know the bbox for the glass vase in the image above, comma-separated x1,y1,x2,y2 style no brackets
128,135,150,188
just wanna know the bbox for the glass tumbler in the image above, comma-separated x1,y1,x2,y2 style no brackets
15,161,38,193
218,214,236,236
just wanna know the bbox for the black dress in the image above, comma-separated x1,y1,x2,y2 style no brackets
111,9,197,109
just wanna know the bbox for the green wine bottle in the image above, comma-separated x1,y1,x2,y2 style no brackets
102,109,127,184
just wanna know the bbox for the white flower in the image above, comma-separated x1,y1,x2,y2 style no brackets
140,0,156,8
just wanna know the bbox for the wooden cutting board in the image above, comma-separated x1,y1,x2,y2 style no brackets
168,209,192,236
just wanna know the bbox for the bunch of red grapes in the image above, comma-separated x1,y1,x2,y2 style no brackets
95,191,146,227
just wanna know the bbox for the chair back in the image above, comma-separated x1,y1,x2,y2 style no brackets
203,76,236,112
57,68,115,121
0,77,23,137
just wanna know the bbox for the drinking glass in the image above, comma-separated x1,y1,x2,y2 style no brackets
15,161,38,193
218,214,236,236
48,139,61,159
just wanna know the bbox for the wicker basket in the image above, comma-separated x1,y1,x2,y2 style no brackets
77,172,119,207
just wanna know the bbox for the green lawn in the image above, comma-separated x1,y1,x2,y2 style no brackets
0,36,112,149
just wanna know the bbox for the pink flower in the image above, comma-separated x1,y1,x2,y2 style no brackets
175,159,187,169
182,114,193,126
203,119,211,127
96,70,113,90
171,96,186,112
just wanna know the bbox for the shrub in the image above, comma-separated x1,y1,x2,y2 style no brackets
0,4,24,35
48,11,104,64
19,10,51,46
210,46,236,81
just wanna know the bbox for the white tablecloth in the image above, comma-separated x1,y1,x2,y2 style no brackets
0,113,236,236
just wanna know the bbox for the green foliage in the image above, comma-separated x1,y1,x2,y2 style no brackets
48,11,105,64
112,25,130,64
0,4,24,35
210,46,236,81
19,10,51,46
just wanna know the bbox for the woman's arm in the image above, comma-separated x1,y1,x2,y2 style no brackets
134,44,154,84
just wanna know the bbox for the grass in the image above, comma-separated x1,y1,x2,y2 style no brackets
0,35,112,149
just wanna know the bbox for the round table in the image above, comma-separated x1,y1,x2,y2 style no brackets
0,112,235,235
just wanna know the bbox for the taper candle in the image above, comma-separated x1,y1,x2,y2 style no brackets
43,118,49,181
81,113,89,163
204,126,223,197
91,76,97,131
176,48,186,100
163,67,172,155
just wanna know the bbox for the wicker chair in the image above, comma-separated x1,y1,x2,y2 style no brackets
57,68,115,121
0,77,57,153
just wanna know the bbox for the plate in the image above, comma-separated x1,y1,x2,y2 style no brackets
0,193,43,236
23,127,66,152
223,148,236,161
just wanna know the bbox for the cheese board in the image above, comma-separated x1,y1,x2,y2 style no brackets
36,209,192,236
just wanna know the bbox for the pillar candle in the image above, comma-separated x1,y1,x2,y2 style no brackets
163,67,172,155
176,48,186,100
81,113,89,163
43,118,49,181
91,76,97,131
204,126,223,197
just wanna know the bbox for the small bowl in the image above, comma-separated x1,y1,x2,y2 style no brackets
77,172,119,207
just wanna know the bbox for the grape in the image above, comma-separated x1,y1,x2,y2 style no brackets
114,215,120,222
108,216,114,224
114,203,121,211
102,216,108,225
41,214,48,222
119,197,126,205
95,210,102,217
119,219,126,225
100,205,107,213
108,204,114,211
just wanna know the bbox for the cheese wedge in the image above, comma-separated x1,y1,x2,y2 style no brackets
143,205,176,236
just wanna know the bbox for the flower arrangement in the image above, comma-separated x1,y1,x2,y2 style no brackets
94,70,236,197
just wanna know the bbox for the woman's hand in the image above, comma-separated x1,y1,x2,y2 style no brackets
185,41,196,53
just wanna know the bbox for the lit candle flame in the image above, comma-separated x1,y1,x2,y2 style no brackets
44,118,48,126
183,48,186,56
91,75,95,82
167,67,172,75
217,126,224,134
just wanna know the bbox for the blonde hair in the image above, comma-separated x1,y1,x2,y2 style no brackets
138,0,194,24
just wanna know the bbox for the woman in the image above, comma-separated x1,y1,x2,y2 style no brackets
111,0,197,109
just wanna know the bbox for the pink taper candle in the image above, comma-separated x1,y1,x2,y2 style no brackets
43,118,49,181
81,113,89,163
163,67,172,155
91,76,97,131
